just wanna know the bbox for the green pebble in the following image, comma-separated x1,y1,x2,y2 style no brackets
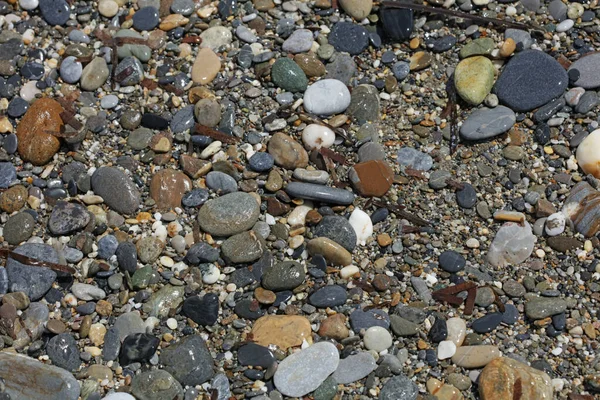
271,58,308,92
313,376,337,400
131,265,154,290
459,37,495,59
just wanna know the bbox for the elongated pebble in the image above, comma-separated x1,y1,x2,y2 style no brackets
285,182,355,205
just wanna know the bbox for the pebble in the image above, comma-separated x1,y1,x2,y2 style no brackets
332,352,377,384
396,147,433,171
48,201,90,235
452,345,501,368
80,57,110,91
16,98,63,166
271,58,308,92
328,22,369,55
286,182,354,205
160,335,214,386
438,250,466,273
309,285,348,307
133,7,160,31
47,333,81,371
363,326,392,351
282,29,313,53
303,79,351,116
525,297,567,319
274,342,339,398
339,0,373,19
349,160,394,197
92,167,141,215
192,48,221,84
268,132,309,169
0,163,17,188
569,53,600,89
59,56,83,84
182,294,219,326
379,5,413,41
7,243,58,301
487,222,535,267
495,50,568,112
197,192,260,236
251,315,311,349
576,129,600,178
302,124,335,150
460,106,516,140
39,0,70,25
454,56,495,105
379,375,418,400
479,357,552,399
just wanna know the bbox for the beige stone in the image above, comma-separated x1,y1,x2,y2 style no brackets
307,237,352,266
479,357,552,400
251,315,312,349
451,345,500,369
192,48,221,84
339,0,372,19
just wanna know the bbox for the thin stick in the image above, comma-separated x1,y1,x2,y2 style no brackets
0,249,76,275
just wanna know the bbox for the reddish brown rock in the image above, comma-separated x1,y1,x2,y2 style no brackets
294,53,326,77
0,185,28,213
318,313,349,340
179,154,211,179
479,357,552,400
150,169,193,209
349,160,394,197
16,98,63,165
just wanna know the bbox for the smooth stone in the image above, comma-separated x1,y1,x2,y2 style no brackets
379,5,413,42
282,29,313,53
39,0,70,25
576,129,600,179
131,370,183,400
248,152,274,172
364,326,393,351
439,250,466,273
358,142,385,162
170,105,195,133
80,57,110,91
397,147,433,171
59,56,83,84
487,221,535,267
271,57,308,92
569,53,600,89
495,50,568,112
332,352,377,384
6,243,58,301
548,0,567,20
132,6,160,31
221,230,266,263
286,182,354,205
349,160,394,197
347,84,380,123
456,183,477,208
91,167,141,215
303,79,351,116
197,192,260,236
114,57,144,86
47,333,81,371
313,376,338,400
273,342,340,398
504,29,533,50
472,313,503,333
302,124,335,150
460,106,516,140
0,352,80,400
268,132,309,169
307,237,352,266
142,284,184,318
295,53,326,77
206,171,238,194
452,345,501,368
525,297,567,319
309,285,347,307
200,26,233,51
328,21,369,55
71,283,106,301
160,335,214,386
150,169,193,209
262,261,305,291
459,37,495,58
350,308,390,331
3,212,35,245
437,341,457,360
479,357,552,399
455,56,495,105
379,375,418,400
182,293,219,326
238,342,276,367
251,315,312,349
236,25,257,43
16,98,63,166
446,317,467,346
192,48,221,84
324,53,356,84
0,163,16,188
390,315,419,337
313,215,357,252
120,333,160,365
48,201,90,235
318,313,350,340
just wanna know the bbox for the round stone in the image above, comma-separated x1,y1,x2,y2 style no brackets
132,7,160,31
438,250,466,273
59,56,83,84
303,79,351,116
248,152,274,172
363,326,392,352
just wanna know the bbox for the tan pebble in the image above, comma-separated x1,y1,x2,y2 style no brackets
409,37,420,49
0,117,12,133
251,315,312,349
191,48,221,85
159,14,189,31
98,0,119,17
89,323,107,346
499,38,516,58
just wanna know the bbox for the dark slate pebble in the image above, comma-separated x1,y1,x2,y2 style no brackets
170,105,195,134
234,299,265,320
218,0,237,19
438,250,466,273
312,215,357,252
533,97,565,122
396,306,427,324
0,162,16,188
142,113,169,129
7,243,58,301
471,312,503,333
238,343,276,368
76,302,97,315
7,97,28,118
206,171,238,194
120,333,160,365
501,304,519,325
533,123,551,144
261,261,305,291
182,293,220,326
182,189,209,207
39,0,70,26
116,241,138,274
48,201,90,235
328,22,369,55
371,207,389,224
273,290,293,307
392,62,410,81
185,242,219,264
46,333,81,371
575,91,599,114
0,39,23,61
429,318,448,343
248,152,274,172
97,235,119,260
552,312,566,330
3,133,17,154
132,6,160,31
456,183,477,208
381,51,397,64
430,35,456,52
103,327,121,361
379,6,413,42
21,62,45,80
350,308,390,331
237,44,253,68
309,285,347,308
495,50,568,112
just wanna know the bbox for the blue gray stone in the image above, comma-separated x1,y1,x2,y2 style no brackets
6,243,58,301
396,147,433,171
460,106,516,140
285,182,355,205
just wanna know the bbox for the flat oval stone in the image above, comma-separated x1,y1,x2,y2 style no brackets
495,50,568,112
48,201,90,235
452,345,501,368
261,261,305,291
454,56,495,105
285,182,354,205
197,192,260,236
268,132,309,169
160,335,214,386
438,250,466,273
313,215,357,252
251,315,312,350
396,147,433,171
525,297,567,319
16,98,63,166
460,106,516,140
471,312,503,333
569,52,600,89
379,6,413,42
0,352,80,400
307,237,352,266
271,58,308,92
274,342,340,398
309,285,347,307
192,48,221,84
131,370,183,400
150,168,193,209
303,79,351,116
91,167,141,215
238,343,276,368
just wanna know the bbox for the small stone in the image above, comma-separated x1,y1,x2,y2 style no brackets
131,370,183,400
437,341,457,360
192,48,221,84
339,0,372,19
59,56,83,84
397,147,433,171
346,84,380,123
364,326,392,351
459,37,495,59
302,124,335,150
328,22,369,55
120,333,160,365
303,79,351,116
16,98,63,166
92,167,140,215
80,57,110,91
525,297,567,319
133,6,160,31
390,315,419,337
206,171,238,194
318,313,349,340
487,222,535,267
271,58,308,92
332,352,377,384
379,375,418,400
282,29,313,53
379,5,413,42
40,0,70,25
182,293,219,326
439,250,466,273
268,132,309,169
197,192,260,237
251,315,312,349
262,260,305,291
160,335,214,386
48,201,90,235
309,285,347,308
452,345,501,368
446,317,467,346
307,237,352,266
47,333,81,371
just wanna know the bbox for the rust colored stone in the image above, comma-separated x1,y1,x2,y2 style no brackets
251,315,312,349
150,168,193,209
179,154,211,179
479,357,552,400
318,313,349,340
350,160,394,197
16,98,63,165
0,185,28,213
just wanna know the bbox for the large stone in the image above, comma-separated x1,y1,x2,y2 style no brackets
271,58,308,92
268,132,309,169
454,56,495,105
479,357,552,400
6,243,58,301
349,160,394,197
91,167,141,215
487,221,535,267
569,52,600,89
150,168,192,209
251,315,312,349
131,370,183,400
339,0,372,19
379,375,418,400
346,84,380,123
16,98,63,165
452,345,501,368
307,237,352,266
460,106,516,141
0,352,80,400
562,181,600,236
221,230,266,263
303,79,351,116
160,335,214,386
525,297,567,320
197,192,260,236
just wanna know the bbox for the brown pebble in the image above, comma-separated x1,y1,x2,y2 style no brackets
318,313,349,340
409,37,420,50
305,209,323,225
254,287,277,305
149,168,193,209
0,185,28,213
96,300,113,317
350,160,394,197
372,274,392,291
16,98,63,166
377,233,392,247
499,38,516,58
79,315,92,339
46,319,67,334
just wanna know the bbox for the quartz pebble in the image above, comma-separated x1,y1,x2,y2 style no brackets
302,124,335,150
303,79,351,116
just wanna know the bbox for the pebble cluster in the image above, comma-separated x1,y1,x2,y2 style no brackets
0,0,600,399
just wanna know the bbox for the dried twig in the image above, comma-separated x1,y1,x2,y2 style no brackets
371,200,430,227
194,124,240,144
0,249,76,275
441,77,459,155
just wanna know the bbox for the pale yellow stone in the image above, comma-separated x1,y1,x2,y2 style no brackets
88,323,107,346
98,0,119,17
159,14,189,31
427,378,464,400
191,48,221,85
452,345,501,369
0,117,13,133
251,315,313,350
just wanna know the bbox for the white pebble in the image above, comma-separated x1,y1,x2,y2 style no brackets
166,318,178,330
545,212,566,236
466,238,480,248
102,394,136,400
301,124,335,150
363,326,392,352
348,208,373,246
202,264,220,284
201,141,222,159
576,129,600,178
287,204,313,227
98,0,119,17
505,6,517,16
340,265,359,279
437,340,456,360
556,19,574,33
160,256,174,268
551,347,563,356
20,81,41,102
19,0,38,10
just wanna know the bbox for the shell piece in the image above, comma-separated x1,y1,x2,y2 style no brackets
562,181,600,237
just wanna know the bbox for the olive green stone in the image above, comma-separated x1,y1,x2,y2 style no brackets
142,284,185,318
271,57,308,92
459,37,495,59
131,265,154,290
313,376,337,400
454,56,495,105
503,145,525,161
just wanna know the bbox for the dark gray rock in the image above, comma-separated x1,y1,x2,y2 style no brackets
6,243,59,301
161,335,214,386
48,201,91,235
91,167,141,215
46,333,81,372
262,261,305,291
312,215,357,252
